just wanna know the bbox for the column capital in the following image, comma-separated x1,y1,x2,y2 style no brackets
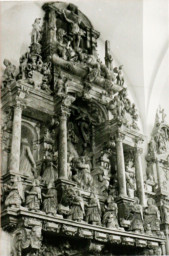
13,99,27,110
59,105,71,119
135,147,143,155
55,95,76,118
115,131,125,142
62,95,76,107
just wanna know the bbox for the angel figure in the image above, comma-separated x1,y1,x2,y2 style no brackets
70,190,85,222
42,182,58,215
25,178,41,211
5,176,24,209
19,138,36,178
31,18,41,44
86,192,101,225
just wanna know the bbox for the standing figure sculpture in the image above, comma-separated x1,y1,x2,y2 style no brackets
70,190,84,222
86,192,101,225
77,157,93,191
129,197,144,233
5,176,24,209
144,198,160,234
2,59,16,87
113,65,124,86
42,182,58,215
31,18,41,44
42,160,58,186
25,178,41,211
19,138,36,178
103,195,119,229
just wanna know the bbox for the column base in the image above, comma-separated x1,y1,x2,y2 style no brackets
56,178,77,187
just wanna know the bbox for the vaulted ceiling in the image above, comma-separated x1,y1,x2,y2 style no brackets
1,0,169,136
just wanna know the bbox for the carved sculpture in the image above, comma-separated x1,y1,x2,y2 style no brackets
70,190,85,222
4,176,24,209
103,195,119,229
25,178,41,211
154,128,167,154
86,192,101,225
76,156,93,191
31,18,41,44
161,200,169,223
1,2,167,255
113,65,124,86
129,197,144,233
41,160,58,186
19,138,36,178
144,198,161,234
42,182,58,215
2,59,16,87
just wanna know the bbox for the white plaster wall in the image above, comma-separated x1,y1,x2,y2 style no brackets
0,230,12,256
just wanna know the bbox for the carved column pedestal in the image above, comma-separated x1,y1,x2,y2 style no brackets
116,197,134,228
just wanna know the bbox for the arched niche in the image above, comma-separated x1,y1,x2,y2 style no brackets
21,119,40,162
67,97,109,167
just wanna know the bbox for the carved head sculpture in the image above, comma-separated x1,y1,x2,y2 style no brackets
147,198,155,206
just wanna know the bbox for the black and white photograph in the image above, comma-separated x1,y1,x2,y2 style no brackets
0,0,169,255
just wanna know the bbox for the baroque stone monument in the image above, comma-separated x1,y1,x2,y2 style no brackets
1,2,168,255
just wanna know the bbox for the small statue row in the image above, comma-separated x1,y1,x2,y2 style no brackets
3,176,57,215
3,176,119,229
3,176,164,237
125,197,164,237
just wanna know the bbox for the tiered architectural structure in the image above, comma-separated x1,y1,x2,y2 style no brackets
1,2,168,255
